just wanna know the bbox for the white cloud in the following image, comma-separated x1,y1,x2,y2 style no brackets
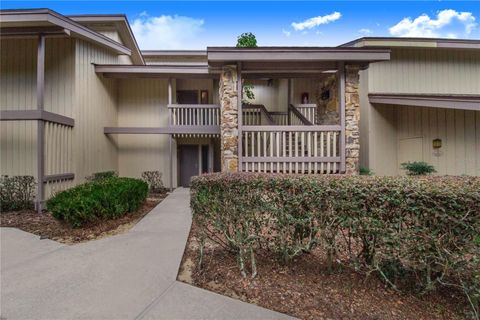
131,13,204,49
291,12,342,31
389,9,477,38
358,28,373,35
282,29,291,37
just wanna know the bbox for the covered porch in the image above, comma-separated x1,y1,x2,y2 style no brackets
96,46,390,183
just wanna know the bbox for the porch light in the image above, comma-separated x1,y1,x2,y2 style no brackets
432,138,442,149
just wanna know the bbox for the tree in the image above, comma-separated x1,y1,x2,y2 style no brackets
236,33,257,103
236,32,257,48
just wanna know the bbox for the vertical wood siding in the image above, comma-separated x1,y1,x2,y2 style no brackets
395,106,480,176
365,105,480,176
1,39,38,177
368,48,480,94
72,39,119,187
1,37,121,198
117,78,176,187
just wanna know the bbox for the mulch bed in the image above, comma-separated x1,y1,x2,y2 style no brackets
178,223,469,320
0,193,168,244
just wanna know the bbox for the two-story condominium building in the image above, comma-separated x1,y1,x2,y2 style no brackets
1,9,479,210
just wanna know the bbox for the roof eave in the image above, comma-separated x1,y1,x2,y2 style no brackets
0,9,132,56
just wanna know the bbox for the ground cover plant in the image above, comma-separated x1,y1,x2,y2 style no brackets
190,173,480,318
47,177,148,227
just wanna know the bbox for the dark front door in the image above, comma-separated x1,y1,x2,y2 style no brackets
179,145,199,187
177,90,198,104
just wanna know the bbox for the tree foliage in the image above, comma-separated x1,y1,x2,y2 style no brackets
236,32,257,48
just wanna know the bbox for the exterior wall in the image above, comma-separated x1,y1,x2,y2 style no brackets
360,47,480,176
1,37,119,197
368,48,480,94
247,79,287,112
117,78,177,188
71,39,119,189
0,38,38,178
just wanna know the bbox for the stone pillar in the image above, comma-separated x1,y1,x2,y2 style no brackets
345,65,360,175
219,65,239,172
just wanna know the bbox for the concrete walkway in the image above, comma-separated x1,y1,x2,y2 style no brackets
1,188,293,320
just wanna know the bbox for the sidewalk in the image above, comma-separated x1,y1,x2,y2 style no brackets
1,188,293,320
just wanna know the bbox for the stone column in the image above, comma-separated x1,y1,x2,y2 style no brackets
345,65,360,175
219,65,239,172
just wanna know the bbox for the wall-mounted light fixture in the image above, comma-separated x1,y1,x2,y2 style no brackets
433,138,442,149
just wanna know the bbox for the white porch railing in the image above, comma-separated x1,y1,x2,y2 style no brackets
295,104,317,124
168,104,220,126
269,112,289,125
241,125,341,174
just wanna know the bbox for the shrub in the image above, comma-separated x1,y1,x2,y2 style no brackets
85,170,118,182
401,161,436,175
47,177,148,227
191,173,480,315
359,167,373,175
141,171,164,193
0,175,36,211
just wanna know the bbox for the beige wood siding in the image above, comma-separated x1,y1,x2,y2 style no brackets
1,38,38,177
1,37,121,198
368,48,480,94
363,104,480,176
117,78,176,188
72,39,119,187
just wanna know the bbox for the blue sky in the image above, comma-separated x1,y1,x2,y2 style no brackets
1,1,479,49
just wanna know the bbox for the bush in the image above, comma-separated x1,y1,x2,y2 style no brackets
47,177,148,227
191,173,480,315
0,175,36,211
401,161,436,175
85,170,118,182
359,167,373,175
141,171,164,193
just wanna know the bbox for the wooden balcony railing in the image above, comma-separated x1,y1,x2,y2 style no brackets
294,104,317,124
242,104,274,125
242,104,317,126
168,104,220,126
241,125,341,174
269,112,289,125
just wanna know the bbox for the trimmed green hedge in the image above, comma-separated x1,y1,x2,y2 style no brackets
191,173,480,315
47,177,148,227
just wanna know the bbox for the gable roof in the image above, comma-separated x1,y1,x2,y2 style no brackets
0,9,141,62
68,14,144,65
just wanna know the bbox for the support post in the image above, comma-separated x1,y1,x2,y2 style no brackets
36,35,45,213
237,62,242,172
344,64,361,174
287,78,292,125
208,139,214,173
168,78,173,191
338,62,346,173
219,65,239,172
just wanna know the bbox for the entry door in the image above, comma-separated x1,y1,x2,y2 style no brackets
179,145,199,187
177,90,199,104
